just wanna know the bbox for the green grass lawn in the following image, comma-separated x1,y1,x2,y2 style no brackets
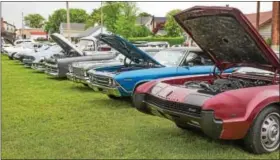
1,55,279,159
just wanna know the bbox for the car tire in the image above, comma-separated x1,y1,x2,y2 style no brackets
107,95,121,100
244,105,279,154
83,84,89,87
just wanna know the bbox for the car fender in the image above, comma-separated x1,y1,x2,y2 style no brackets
132,79,153,93
203,85,279,139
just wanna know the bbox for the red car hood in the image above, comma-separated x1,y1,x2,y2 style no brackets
174,6,280,72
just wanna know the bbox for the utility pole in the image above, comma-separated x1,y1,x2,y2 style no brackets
271,2,280,51
100,1,103,33
66,1,71,41
256,1,260,31
21,12,24,39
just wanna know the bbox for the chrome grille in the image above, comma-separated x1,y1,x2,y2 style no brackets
73,66,84,77
90,74,110,87
45,62,58,73
145,94,201,117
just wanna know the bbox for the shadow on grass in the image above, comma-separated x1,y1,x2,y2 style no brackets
31,70,45,74
46,76,67,81
88,98,133,109
69,85,94,93
152,124,246,154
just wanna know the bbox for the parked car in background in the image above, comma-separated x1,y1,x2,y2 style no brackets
13,43,47,62
87,34,234,99
7,42,42,60
146,41,170,48
133,6,280,154
67,47,163,86
21,44,62,68
44,33,117,78
14,39,35,45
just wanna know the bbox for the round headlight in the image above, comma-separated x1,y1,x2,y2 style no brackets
68,65,73,73
84,71,88,77
108,79,112,86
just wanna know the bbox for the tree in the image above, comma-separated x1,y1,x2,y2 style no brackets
24,14,45,28
164,9,183,37
44,8,89,33
114,2,138,38
85,8,101,29
132,25,152,37
138,12,151,17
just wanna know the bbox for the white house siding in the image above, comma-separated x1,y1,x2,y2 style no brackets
259,23,272,40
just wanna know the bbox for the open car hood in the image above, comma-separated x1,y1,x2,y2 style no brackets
50,33,84,56
96,34,161,65
174,6,280,72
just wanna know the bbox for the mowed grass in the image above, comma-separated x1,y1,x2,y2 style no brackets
1,55,279,159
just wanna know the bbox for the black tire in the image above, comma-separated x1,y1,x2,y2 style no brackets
83,83,89,87
244,105,279,154
107,95,121,100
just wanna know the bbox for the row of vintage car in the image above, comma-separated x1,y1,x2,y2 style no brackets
2,6,279,154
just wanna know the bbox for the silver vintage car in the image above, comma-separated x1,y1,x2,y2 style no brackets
44,33,117,78
67,47,162,86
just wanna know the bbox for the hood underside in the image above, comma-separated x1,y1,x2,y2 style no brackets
96,34,161,65
51,33,84,56
174,6,280,72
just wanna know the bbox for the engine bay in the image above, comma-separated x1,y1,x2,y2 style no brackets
183,76,272,94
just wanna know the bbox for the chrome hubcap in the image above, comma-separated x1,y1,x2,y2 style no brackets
260,112,279,151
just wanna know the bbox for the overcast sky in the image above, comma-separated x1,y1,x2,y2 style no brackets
1,1,273,28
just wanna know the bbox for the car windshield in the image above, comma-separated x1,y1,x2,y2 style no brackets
153,50,185,66
47,45,63,52
77,39,95,51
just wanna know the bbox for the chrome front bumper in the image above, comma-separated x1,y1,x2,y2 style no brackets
31,63,46,72
23,59,33,67
44,63,59,77
66,73,89,84
88,81,121,97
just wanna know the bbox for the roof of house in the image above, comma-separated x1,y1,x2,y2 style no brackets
60,23,85,31
245,11,272,28
77,25,102,38
30,31,47,35
136,16,153,25
152,17,166,24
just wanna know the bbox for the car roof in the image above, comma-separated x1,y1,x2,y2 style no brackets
161,47,202,52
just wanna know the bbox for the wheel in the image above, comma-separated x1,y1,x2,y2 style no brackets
244,105,279,154
83,83,89,87
107,95,121,100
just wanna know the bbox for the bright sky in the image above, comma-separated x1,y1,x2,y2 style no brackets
1,1,273,28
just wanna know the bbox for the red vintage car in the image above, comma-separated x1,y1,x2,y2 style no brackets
133,6,280,154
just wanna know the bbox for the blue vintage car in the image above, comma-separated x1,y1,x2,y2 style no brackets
87,34,234,99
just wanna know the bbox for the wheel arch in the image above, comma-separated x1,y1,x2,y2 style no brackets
132,80,152,94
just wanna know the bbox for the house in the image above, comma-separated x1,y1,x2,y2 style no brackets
150,17,166,35
1,17,16,43
136,16,153,28
245,11,273,40
135,16,166,35
59,23,85,41
76,25,109,38
16,27,47,40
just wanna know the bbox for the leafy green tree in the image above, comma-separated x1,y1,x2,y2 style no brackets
132,25,152,37
138,12,151,17
85,8,101,29
114,2,138,38
44,8,89,33
164,9,183,37
24,14,45,28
